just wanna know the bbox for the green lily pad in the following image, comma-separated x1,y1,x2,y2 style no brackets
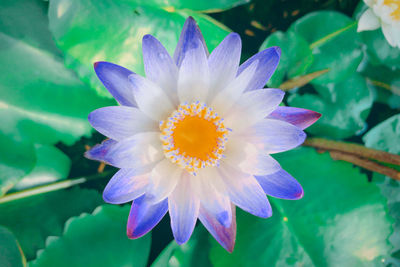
120,0,250,12
288,74,373,139
0,226,26,267
0,133,36,197
363,114,400,265
289,11,362,84
360,63,400,110
209,147,392,266
0,187,102,260
48,0,230,98
260,30,313,88
30,205,151,267
13,145,71,191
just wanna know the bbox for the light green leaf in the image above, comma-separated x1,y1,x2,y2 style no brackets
363,114,400,265
209,147,392,266
13,145,71,191
0,133,36,197
0,0,113,146
288,74,373,139
120,0,250,12
30,205,151,267
260,30,313,88
0,226,26,267
48,0,230,97
289,11,362,84
0,187,103,260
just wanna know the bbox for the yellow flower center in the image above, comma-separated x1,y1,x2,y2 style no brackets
160,102,228,175
384,0,400,21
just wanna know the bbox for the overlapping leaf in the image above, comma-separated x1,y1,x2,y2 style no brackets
0,226,26,267
30,205,151,267
0,187,102,260
288,74,373,139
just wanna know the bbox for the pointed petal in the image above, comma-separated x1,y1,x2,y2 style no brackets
173,17,209,68
194,168,232,227
198,204,236,253
211,60,258,116
168,172,200,245
147,159,182,203
208,33,242,99
267,106,321,130
128,74,174,121
237,47,281,92
225,89,285,132
382,23,400,48
84,139,117,164
94,61,136,106
89,133,163,169
357,9,380,32
177,36,210,103
142,35,179,105
103,169,148,204
224,138,281,176
255,169,303,200
127,195,168,239
244,119,306,154
88,106,157,141
219,163,272,218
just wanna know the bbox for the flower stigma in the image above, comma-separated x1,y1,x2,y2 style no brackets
160,101,229,175
384,0,400,21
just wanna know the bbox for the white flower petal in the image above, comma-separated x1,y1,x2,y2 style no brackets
225,89,285,133
168,172,200,244
129,74,174,121
357,9,380,32
208,33,242,100
211,60,258,116
382,23,400,48
218,163,272,218
194,168,232,227
177,37,210,103
224,138,281,176
363,0,375,7
142,35,179,106
242,119,306,154
147,159,182,203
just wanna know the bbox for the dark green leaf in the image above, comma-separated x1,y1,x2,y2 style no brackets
289,11,362,84
260,30,313,88
288,74,373,139
30,205,151,267
0,187,103,260
209,147,392,266
0,226,26,267
48,0,230,97
0,133,36,196
360,63,400,110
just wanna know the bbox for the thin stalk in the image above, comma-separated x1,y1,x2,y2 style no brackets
304,138,400,165
0,171,113,204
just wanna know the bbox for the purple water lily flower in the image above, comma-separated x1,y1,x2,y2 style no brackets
86,17,321,252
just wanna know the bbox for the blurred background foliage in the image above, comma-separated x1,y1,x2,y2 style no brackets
0,0,399,266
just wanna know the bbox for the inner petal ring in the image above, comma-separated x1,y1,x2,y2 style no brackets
160,102,229,175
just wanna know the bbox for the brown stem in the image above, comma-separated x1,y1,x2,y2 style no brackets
304,137,400,165
329,151,400,181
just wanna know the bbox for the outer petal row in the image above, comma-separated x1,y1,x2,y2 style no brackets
88,106,157,141
268,106,321,130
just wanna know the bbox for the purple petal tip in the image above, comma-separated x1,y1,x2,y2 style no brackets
273,46,281,56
